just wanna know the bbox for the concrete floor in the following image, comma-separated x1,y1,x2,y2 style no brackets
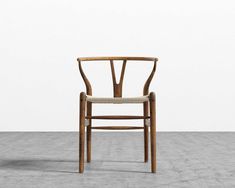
0,132,234,188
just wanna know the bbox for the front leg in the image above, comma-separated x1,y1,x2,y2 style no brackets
79,92,86,173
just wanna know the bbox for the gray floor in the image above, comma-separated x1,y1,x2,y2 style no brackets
0,132,234,188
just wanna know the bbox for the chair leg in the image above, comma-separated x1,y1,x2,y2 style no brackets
79,92,86,173
87,102,92,162
144,125,148,162
143,102,148,162
87,125,91,162
149,92,156,173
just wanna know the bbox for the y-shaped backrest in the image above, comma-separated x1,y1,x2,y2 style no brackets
77,57,158,97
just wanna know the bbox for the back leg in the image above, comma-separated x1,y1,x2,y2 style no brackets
143,102,148,162
87,102,92,162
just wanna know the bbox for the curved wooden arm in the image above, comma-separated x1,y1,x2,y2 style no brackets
78,60,92,95
143,59,158,95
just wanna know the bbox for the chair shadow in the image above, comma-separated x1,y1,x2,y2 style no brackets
0,158,150,174
92,159,144,163
0,158,78,174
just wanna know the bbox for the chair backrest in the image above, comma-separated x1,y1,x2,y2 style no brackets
77,57,158,97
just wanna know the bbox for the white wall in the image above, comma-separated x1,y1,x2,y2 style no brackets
0,0,234,131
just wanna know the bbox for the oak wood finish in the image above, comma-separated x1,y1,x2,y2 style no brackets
110,60,126,97
78,61,92,95
79,92,86,173
143,59,157,95
85,115,150,120
77,56,158,173
86,101,92,162
149,92,156,173
143,101,149,162
91,126,144,130
77,56,157,61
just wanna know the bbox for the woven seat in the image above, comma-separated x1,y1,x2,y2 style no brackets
86,95,149,104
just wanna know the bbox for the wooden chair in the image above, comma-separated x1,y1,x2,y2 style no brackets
77,57,158,173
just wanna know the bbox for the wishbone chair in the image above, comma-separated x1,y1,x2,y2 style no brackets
77,56,158,173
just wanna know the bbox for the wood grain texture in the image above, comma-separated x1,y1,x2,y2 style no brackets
143,59,157,95
79,92,86,173
143,101,149,162
77,56,158,61
110,60,126,97
85,115,150,120
149,92,156,173
78,61,92,95
86,102,92,163
91,126,144,130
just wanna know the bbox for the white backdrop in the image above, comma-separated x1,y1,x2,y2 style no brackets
0,0,234,131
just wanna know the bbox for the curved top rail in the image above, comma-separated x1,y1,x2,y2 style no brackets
77,56,158,62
